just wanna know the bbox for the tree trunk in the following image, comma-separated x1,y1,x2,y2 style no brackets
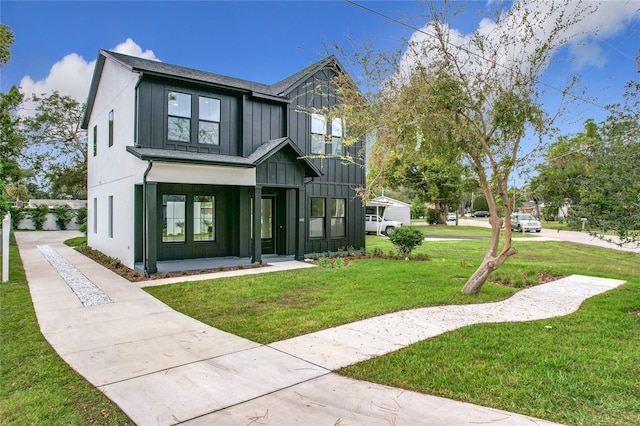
461,246,516,294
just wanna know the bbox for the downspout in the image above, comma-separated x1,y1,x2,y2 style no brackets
142,160,153,278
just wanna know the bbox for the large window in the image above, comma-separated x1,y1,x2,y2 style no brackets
311,113,326,154
310,198,325,238
167,92,191,142
162,195,186,242
198,97,220,145
331,117,343,156
193,195,215,241
331,198,346,238
108,110,114,147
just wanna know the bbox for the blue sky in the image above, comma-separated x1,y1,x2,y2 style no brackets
2,0,639,177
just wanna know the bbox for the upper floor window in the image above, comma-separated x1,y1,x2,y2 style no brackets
167,92,191,142
311,113,326,154
198,97,220,145
311,113,344,156
108,110,114,147
331,117,343,156
92,125,97,156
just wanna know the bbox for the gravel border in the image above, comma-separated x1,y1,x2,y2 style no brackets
38,244,113,307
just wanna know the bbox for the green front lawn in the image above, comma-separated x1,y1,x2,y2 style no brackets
146,234,640,425
0,235,132,425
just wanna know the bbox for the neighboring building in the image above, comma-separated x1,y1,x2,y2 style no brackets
82,50,365,275
365,196,411,225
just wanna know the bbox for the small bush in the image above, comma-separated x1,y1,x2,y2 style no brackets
9,205,26,229
426,209,442,225
387,226,425,259
79,222,88,235
75,206,87,225
51,204,74,230
28,204,50,230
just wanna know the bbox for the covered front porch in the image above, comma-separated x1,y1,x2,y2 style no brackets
134,254,296,275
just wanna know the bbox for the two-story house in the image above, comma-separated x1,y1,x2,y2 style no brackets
81,50,365,275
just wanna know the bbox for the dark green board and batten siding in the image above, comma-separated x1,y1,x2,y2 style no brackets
136,77,244,156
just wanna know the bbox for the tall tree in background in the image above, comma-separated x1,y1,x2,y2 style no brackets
528,120,598,221
0,24,26,215
333,1,594,293
23,91,87,198
573,82,640,245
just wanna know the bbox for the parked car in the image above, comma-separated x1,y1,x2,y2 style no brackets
471,210,489,218
365,214,402,235
510,213,542,232
446,212,456,222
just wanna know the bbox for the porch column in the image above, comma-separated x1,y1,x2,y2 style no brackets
252,186,262,264
238,188,251,258
296,187,306,260
145,181,158,274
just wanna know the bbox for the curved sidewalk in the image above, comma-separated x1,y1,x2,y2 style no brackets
16,231,625,425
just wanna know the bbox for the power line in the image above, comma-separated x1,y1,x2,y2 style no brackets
344,0,609,111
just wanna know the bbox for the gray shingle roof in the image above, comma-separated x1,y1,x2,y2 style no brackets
126,137,322,178
82,50,340,128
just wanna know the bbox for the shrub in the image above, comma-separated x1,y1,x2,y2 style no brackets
426,209,442,225
51,204,74,230
75,206,87,225
79,222,88,235
387,226,425,260
28,204,50,230
9,205,26,229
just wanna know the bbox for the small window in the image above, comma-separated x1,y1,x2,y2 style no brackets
309,198,325,238
108,195,113,238
331,118,343,156
92,198,97,233
311,113,326,154
167,92,191,142
108,110,114,147
194,195,215,241
162,195,186,242
331,198,346,238
198,97,220,145
92,125,97,157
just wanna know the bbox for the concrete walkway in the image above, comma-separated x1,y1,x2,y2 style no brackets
16,231,625,425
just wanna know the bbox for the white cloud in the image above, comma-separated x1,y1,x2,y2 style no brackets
19,38,158,116
397,0,639,85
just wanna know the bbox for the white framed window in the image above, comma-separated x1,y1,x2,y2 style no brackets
331,117,343,156
311,113,326,154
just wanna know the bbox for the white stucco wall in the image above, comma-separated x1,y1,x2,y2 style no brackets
87,57,139,268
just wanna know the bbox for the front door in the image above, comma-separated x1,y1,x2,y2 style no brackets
261,196,275,254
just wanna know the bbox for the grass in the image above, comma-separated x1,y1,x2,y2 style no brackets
146,233,640,425
0,234,132,425
145,258,514,343
339,281,640,426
